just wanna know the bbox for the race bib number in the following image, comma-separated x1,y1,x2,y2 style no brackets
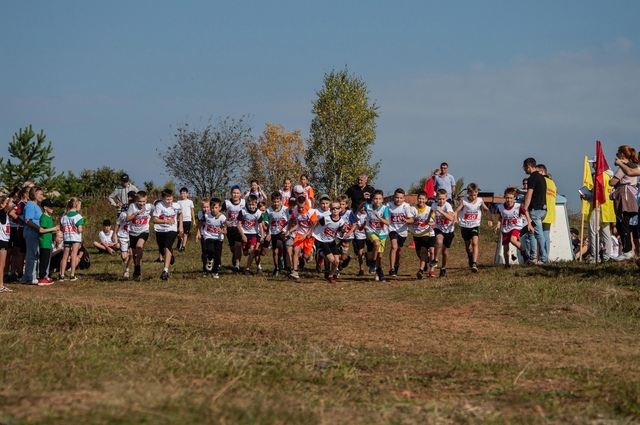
206,225,222,233
369,221,384,229
435,217,450,226
323,227,337,237
391,215,405,223
132,217,149,225
463,213,479,221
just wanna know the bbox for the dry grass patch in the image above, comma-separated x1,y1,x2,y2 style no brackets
1,225,639,424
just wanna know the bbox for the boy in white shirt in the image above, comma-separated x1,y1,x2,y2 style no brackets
387,188,414,277
113,192,135,278
93,219,118,255
430,189,455,277
176,187,195,252
126,191,154,281
494,187,531,268
409,192,435,279
152,189,183,280
365,190,390,282
453,183,493,273
196,198,227,278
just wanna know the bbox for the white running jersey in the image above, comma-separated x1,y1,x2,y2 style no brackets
177,199,194,222
201,213,227,241
127,203,154,236
237,207,263,235
115,211,130,239
153,201,182,233
458,198,483,228
434,202,455,233
387,201,414,237
337,209,356,241
353,211,367,240
497,202,527,233
316,208,331,219
264,206,290,235
313,216,347,243
61,212,84,243
409,205,434,237
223,199,246,227
365,204,390,238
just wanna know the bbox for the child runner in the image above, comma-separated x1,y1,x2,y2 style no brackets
365,190,390,282
430,189,455,278
114,192,134,279
222,185,246,272
284,196,318,280
310,199,348,283
236,194,263,275
37,198,59,285
176,187,195,252
336,195,356,273
195,198,210,273
283,196,298,274
352,202,368,276
256,200,268,274
453,183,493,273
196,198,227,278
0,195,14,292
495,187,531,268
93,219,118,254
152,189,183,280
387,188,414,277
126,191,154,281
315,194,332,273
263,192,290,277
409,192,436,279
59,197,84,281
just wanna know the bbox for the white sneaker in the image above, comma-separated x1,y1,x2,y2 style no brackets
290,270,300,279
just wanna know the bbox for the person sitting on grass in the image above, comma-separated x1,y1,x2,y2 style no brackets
93,219,118,255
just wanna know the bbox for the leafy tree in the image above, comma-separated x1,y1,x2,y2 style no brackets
306,67,380,197
246,123,306,194
0,125,54,190
51,171,84,203
159,116,252,197
79,166,127,196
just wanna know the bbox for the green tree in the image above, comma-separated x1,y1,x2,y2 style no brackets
79,166,127,196
306,67,380,198
159,116,252,197
0,125,54,190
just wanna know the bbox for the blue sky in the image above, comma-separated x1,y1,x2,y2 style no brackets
2,1,640,209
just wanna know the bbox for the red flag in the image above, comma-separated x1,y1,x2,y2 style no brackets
594,140,610,206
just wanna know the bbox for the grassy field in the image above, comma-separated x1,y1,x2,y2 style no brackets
1,202,639,424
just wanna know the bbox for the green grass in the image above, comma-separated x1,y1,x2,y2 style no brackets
1,202,639,423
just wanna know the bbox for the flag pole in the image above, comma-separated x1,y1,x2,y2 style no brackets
595,200,600,264
579,213,585,261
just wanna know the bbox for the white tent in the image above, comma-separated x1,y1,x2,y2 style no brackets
495,195,573,264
